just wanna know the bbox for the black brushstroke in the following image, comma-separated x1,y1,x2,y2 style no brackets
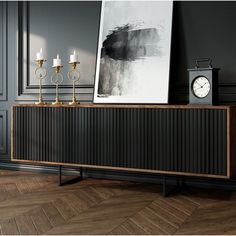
101,24,161,61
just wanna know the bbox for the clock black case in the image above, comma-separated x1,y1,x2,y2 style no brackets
188,59,220,105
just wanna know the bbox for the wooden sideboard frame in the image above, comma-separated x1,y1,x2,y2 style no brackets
10,104,236,179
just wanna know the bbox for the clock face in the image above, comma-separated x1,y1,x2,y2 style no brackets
192,76,211,98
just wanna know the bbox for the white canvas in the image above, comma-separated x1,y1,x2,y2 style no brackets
94,1,173,104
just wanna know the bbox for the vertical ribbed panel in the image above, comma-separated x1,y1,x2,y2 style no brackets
13,106,228,176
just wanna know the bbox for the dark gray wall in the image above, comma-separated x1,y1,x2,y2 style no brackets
2,2,236,188
170,1,236,103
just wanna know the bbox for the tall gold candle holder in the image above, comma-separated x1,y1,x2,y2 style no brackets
51,65,63,105
35,59,47,105
68,61,80,105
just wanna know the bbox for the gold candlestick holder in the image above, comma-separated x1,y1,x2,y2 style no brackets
51,65,63,105
68,61,80,105
35,60,47,105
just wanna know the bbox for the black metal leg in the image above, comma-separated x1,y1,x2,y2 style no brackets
163,175,167,197
181,175,186,187
80,167,83,179
162,175,187,197
176,175,180,187
59,165,62,186
58,166,83,186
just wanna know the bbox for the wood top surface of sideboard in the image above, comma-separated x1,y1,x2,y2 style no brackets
12,104,236,110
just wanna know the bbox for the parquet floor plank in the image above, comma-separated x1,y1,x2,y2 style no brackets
148,203,182,227
4,183,21,198
159,197,194,216
15,214,38,235
91,186,114,200
52,198,78,221
152,200,188,221
61,192,90,213
29,207,53,234
120,219,148,235
46,217,126,235
109,224,132,235
0,185,7,202
15,181,32,194
41,202,65,227
129,213,166,235
0,218,20,235
78,187,105,205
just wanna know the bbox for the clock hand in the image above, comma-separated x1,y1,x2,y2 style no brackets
195,81,202,87
195,86,203,90
195,82,208,90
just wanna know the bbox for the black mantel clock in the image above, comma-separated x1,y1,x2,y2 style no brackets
188,58,220,105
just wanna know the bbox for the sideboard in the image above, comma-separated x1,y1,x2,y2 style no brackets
11,104,236,179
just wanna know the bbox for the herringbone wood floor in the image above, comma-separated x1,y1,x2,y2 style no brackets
0,169,235,235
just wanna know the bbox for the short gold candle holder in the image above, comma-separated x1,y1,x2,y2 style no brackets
51,65,63,105
35,59,47,105
68,61,80,105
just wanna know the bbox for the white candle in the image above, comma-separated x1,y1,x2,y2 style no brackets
70,50,78,63
36,48,44,61
53,54,61,67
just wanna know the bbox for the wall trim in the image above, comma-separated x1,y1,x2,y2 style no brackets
0,1,7,101
172,83,236,103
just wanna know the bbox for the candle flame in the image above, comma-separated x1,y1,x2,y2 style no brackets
73,50,76,55
40,48,42,53
57,54,59,59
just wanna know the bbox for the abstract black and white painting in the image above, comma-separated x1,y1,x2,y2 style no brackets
94,1,173,103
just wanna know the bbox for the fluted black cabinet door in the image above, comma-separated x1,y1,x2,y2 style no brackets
12,106,228,177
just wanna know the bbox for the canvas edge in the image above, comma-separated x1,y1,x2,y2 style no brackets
93,0,105,104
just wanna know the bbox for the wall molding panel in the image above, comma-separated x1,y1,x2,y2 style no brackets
17,2,98,102
0,2,7,101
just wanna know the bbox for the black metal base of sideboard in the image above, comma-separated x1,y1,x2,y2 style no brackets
162,175,187,197
58,165,83,186
57,166,186,196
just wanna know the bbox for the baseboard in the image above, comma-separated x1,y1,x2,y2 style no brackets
0,161,236,191
0,161,80,176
